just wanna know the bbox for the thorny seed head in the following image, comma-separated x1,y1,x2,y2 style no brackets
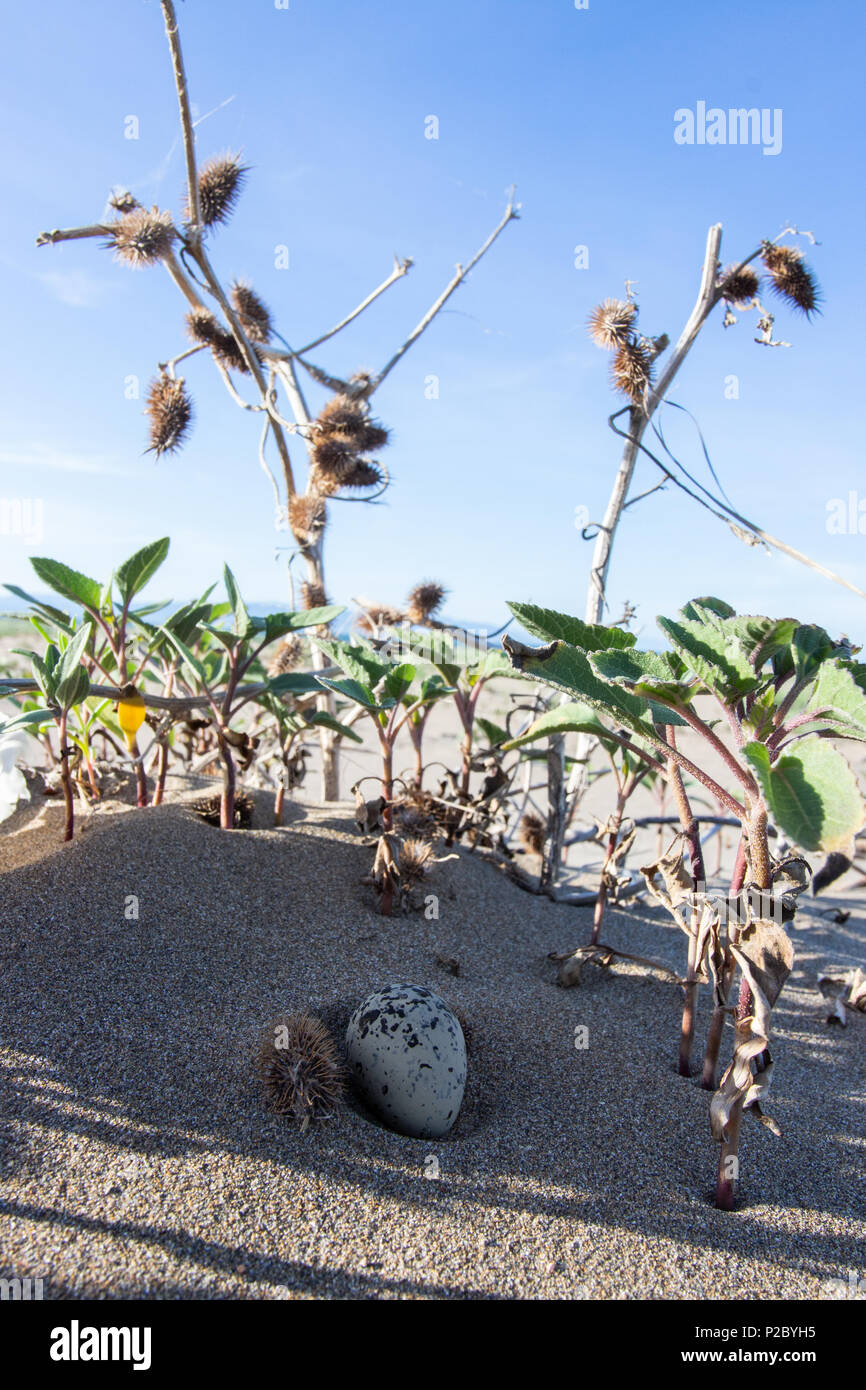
399,836,435,886
587,298,638,350
610,338,654,403
257,1012,345,1129
231,280,273,343
145,374,193,457
760,241,821,317
301,581,328,610
339,460,385,490
316,394,390,455
357,601,405,634
718,264,761,306
191,790,254,828
267,634,304,677
288,492,328,543
185,308,250,375
519,811,545,857
191,152,248,228
108,207,176,267
406,581,447,625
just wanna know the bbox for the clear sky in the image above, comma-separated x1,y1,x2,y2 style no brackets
1,0,864,644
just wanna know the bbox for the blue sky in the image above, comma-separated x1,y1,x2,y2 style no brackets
1,0,864,644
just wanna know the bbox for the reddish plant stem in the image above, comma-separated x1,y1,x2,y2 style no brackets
665,727,707,1077
135,756,148,809
701,834,747,1090
58,712,74,842
152,741,169,806
274,779,285,826
714,813,770,1210
219,736,236,830
379,735,395,916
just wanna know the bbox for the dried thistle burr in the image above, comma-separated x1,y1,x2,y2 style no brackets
288,493,327,544
519,811,545,857
406,581,446,625
145,374,193,456
108,207,176,267
610,338,654,403
185,309,250,374
718,264,761,305
301,581,328,611
191,152,248,228
587,297,638,350
108,189,139,215
258,1013,345,1131
267,634,304,677
399,836,435,888
191,790,254,828
231,280,273,343
760,241,821,316
341,460,384,490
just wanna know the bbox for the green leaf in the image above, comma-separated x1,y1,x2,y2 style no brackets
314,674,379,711
158,625,208,691
223,565,255,639
807,660,866,740
311,638,390,691
0,707,56,736
266,605,344,641
265,671,322,697
4,584,72,631
53,625,93,708
744,737,865,853
476,717,509,747
383,662,416,703
591,647,691,708
791,624,836,681
507,602,636,651
656,615,759,702
115,538,170,607
302,710,364,743
29,556,102,613
720,615,798,669
502,701,612,752
680,597,737,621
502,636,673,742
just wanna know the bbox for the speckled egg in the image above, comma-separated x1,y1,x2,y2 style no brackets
345,983,466,1139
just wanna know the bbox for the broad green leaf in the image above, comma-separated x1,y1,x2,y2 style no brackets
55,665,91,710
383,662,416,703
311,638,389,691
720,615,798,669
744,737,865,852
301,710,364,743
266,671,322,697
680,597,736,621
807,660,866,741
53,626,93,708
265,605,343,641
467,648,514,682
115,538,170,606
502,636,670,744
591,648,692,708
790,624,836,681
29,556,102,613
314,674,379,711
507,602,636,651
656,615,759,702
502,701,612,751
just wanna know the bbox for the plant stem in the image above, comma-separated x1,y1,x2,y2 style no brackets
219,735,236,830
715,809,770,1209
665,728,707,1076
701,833,747,1090
59,712,74,842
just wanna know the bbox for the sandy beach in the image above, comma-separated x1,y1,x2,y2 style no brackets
0,783,863,1300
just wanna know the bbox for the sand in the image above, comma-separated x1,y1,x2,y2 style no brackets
0,784,864,1301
